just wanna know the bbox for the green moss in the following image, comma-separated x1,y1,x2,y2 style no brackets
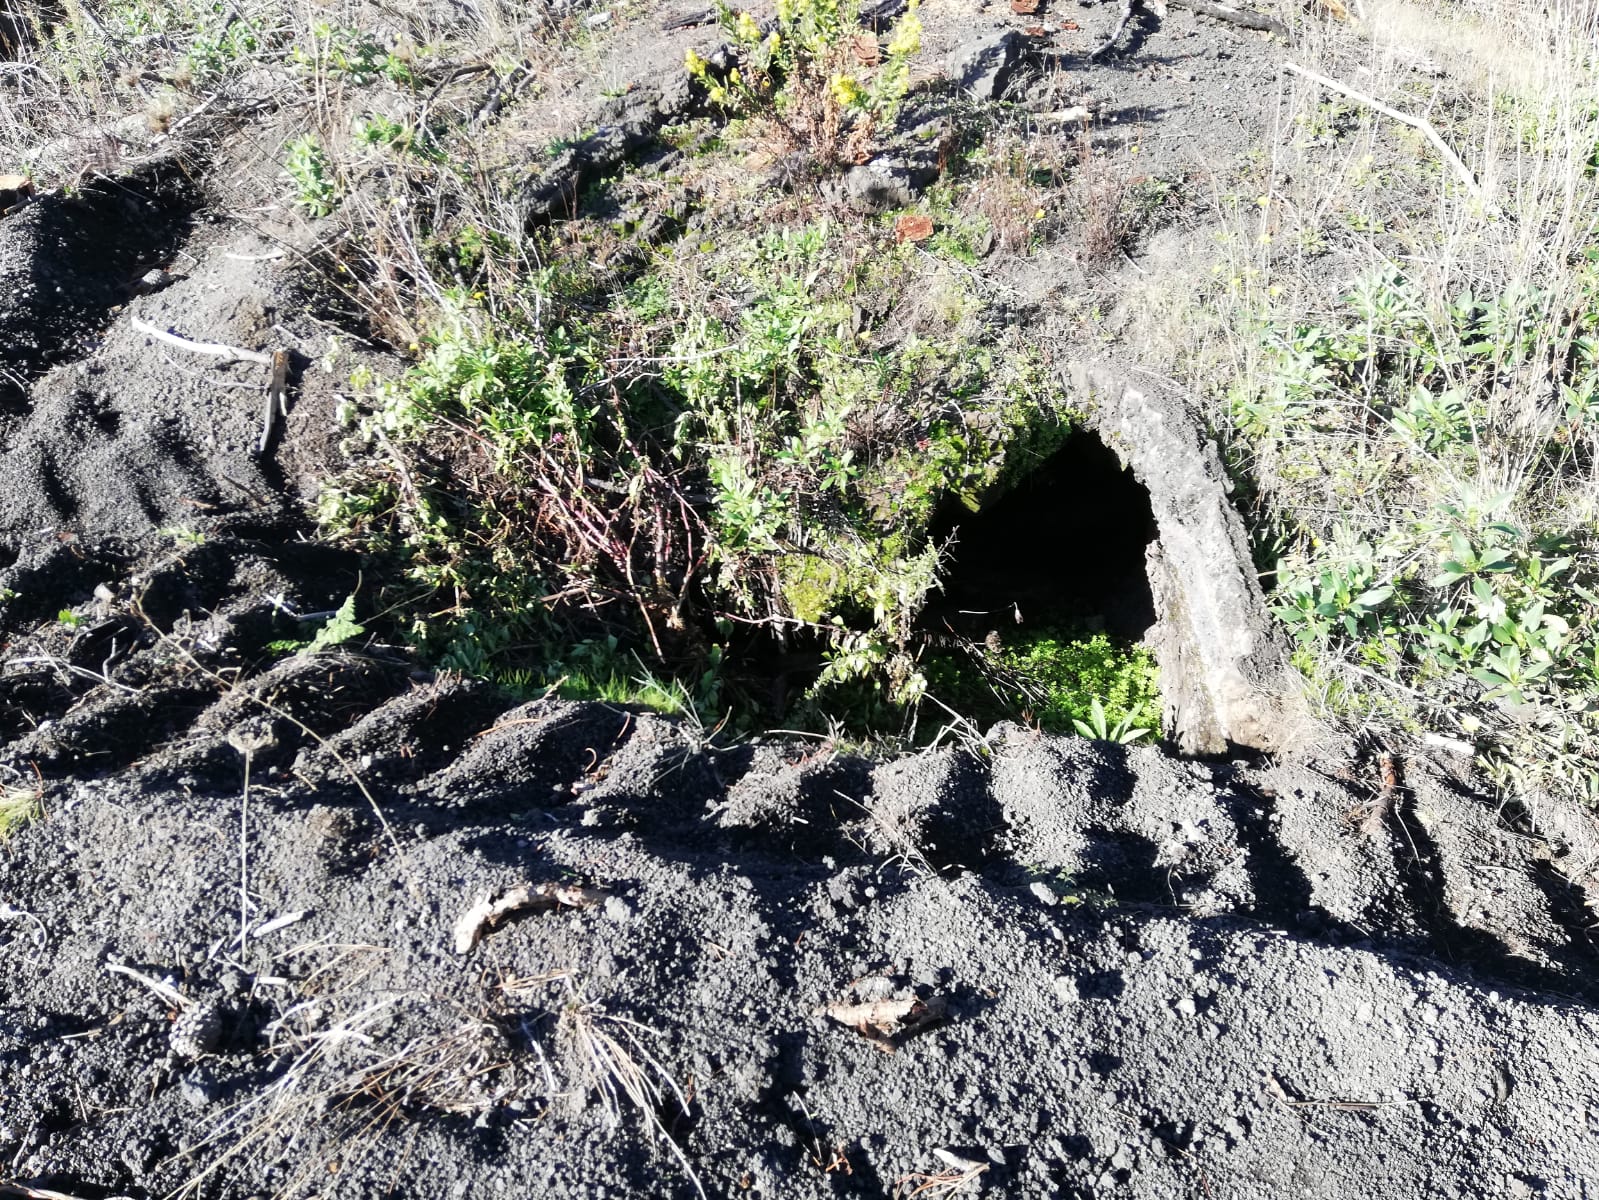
778,554,846,623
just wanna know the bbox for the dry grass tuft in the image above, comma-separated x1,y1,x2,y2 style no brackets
559,989,707,1200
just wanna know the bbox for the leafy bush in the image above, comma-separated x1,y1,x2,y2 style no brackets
685,0,922,164
1236,266,1599,809
325,209,1069,733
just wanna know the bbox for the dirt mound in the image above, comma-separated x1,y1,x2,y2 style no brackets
2,519,1598,1197
2,618,1597,1197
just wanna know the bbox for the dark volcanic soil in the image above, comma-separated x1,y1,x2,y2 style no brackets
4,2,1599,1199
4,665,1599,1199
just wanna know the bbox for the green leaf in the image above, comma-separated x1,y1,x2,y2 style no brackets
305,595,366,654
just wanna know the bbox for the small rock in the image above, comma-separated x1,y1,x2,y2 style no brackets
179,1067,221,1108
169,1001,227,1059
604,895,634,924
1174,996,1198,1017
1492,1064,1514,1103
838,155,935,213
946,31,1022,101
1030,880,1059,907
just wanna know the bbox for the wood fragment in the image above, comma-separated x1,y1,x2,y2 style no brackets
257,348,289,454
1037,105,1094,125
129,317,273,365
1169,0,1289,37
1283,61,1488,202
252,909,307,938
453,881,610,953
1088,0,1136,60
824,989,948,1053
1357,751,1402,838
1,1184,99,1200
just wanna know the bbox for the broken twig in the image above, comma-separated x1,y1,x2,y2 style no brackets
1262,1069,1413,1112
104,961,190,1010
1089,0,1136,60
1170,0,1289,38
130,316,272,365
453,881,610,953
257,348,289,454
1283,61,1487,202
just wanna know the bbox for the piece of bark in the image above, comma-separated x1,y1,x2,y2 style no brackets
1169,0,1290,39
453,882,609,953
824,990,949,1052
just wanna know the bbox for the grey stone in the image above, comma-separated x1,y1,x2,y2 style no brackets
1066,362,1303,753
839,154,936,213
179,1066,221,1108
604,895,634,923
946,30,1023,101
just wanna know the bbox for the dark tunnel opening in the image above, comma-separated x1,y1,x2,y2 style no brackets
922,429,1159,641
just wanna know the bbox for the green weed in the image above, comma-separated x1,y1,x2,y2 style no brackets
0,785,43,839
926,629,1161,744
284,135,337,216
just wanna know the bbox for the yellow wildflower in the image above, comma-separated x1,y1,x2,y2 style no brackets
886,9,921,58
829,73,865,109
735,10,761,43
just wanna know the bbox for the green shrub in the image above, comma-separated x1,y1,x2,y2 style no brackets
1236,264,1599,809
325,211,1071,733
685,0,922,164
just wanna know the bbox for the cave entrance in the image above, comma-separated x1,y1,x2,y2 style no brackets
923,430,1158,641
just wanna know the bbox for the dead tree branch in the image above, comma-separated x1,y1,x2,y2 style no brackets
1089,0,1137,60
130,317,272,365
1171,0,1289,38
1283,61,1488,202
